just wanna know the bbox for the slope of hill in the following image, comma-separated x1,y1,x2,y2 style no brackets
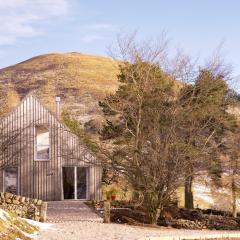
0,209,38,240
0,52,119,131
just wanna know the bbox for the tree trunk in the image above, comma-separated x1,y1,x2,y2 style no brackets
232,177,237,218
147,208,161,225
184,175,194,209
144,193,161,225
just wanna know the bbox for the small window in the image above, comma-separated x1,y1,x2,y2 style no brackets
4,167,18,194
35,125,50,160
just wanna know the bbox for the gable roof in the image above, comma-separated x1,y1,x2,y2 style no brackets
0,93,98,162
1,92,62,125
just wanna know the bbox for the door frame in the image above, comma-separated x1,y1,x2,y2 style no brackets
3,166,19,195
62,166,89,200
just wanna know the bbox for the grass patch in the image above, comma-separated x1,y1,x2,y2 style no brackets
0,209,39,240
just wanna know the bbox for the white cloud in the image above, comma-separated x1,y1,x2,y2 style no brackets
0,0,25,8
80,34,104,43
0,0,70,45
86,24,115,30
79,23,116,43
0,36,16,45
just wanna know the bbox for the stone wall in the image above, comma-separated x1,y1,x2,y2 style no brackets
0,192,47,222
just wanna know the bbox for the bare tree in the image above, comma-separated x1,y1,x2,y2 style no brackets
99,34,236,224
100,63,190,224
178,68,235,208
221,126,240,217
100,35,197,223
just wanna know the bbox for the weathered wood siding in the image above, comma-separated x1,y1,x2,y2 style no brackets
0,95,102,201
0,169,2,192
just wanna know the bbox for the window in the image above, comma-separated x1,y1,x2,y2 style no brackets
4,167,18,194
35,125,50,160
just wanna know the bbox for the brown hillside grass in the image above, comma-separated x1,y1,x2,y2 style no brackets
0,52,119,115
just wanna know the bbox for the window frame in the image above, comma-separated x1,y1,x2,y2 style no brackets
34,124,51,161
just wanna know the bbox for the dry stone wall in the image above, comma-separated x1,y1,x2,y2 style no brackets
0,192,47,222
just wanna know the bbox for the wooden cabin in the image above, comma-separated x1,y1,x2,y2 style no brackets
0,94,102,201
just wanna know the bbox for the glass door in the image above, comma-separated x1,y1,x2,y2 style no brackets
4,167,18,194
77,167,87,199
63,167,88,200
63,167,75,199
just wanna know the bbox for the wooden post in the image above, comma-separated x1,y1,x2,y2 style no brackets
103,201,111,223
40,202,48,222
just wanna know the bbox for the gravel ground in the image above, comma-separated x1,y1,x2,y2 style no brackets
46,201,102,223
34,221,240,240
36,202,240,240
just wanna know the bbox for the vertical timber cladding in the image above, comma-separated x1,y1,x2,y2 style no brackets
0,94,102,201
0,170,2,192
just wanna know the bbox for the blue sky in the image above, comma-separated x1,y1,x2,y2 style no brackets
0,0,240,83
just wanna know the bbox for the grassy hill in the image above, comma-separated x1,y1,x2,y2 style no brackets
0,52,119,130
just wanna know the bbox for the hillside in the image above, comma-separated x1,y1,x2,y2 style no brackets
0,209,38,240
0,52,119,132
